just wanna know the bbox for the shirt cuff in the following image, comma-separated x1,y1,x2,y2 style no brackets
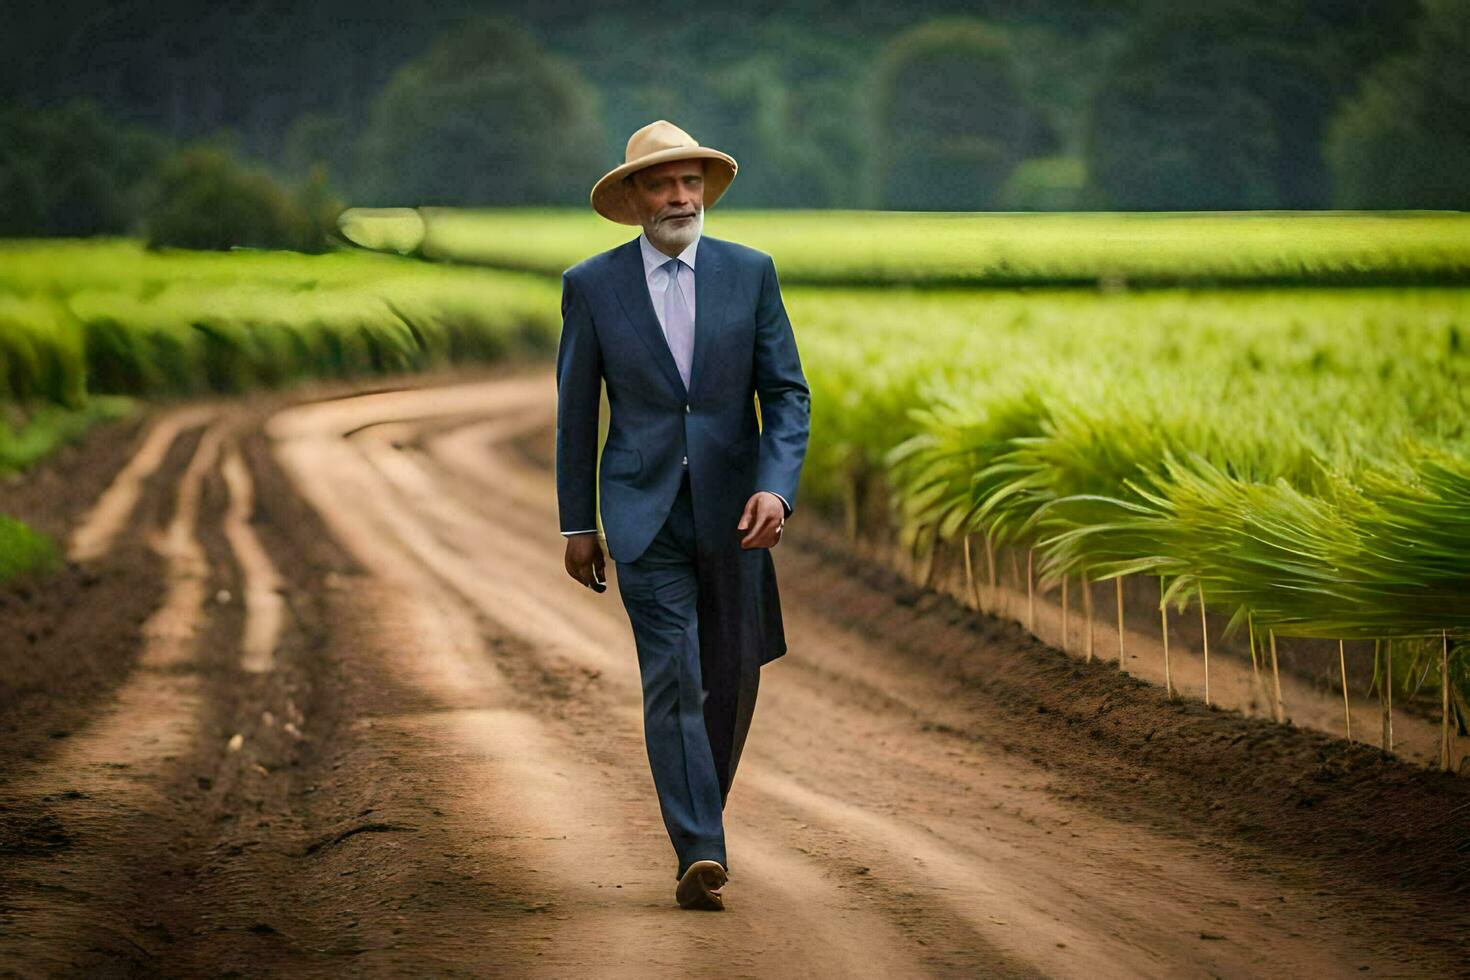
561,529,598,536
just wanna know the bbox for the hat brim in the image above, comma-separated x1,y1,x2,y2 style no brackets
590,147,737,225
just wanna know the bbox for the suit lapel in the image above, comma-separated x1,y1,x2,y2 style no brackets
612,237,688,400
688,236,727,403
610,235,730,403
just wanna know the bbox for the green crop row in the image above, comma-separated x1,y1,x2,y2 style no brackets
402,200,1470,693
0,238,562,585
784,285,1470,707
409,208,1470,288
0,239,561,405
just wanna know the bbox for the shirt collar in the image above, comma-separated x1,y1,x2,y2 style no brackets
639,228,699,277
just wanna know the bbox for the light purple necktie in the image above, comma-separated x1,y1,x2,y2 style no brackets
661,257,694,389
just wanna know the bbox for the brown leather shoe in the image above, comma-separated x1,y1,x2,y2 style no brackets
675,859,727,911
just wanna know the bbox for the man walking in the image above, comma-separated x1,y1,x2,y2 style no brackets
555,120,810,911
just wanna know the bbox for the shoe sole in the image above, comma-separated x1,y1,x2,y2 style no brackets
676,860,727,910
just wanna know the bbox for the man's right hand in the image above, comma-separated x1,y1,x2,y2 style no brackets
564,533,607,593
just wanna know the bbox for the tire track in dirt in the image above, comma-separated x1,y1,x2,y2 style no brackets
5,365,1464,976
68,405,220,565
220,445,286,673
405,380,1448,978
260,372,1444,976
0,409,192,781
2,393,327,975
2,367,528,976
0,415,230,972
266,376,960,977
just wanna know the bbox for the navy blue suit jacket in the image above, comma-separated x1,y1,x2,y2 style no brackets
555,233,811,664
555,234,811,562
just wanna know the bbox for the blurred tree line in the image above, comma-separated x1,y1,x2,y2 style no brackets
0,0,1464,249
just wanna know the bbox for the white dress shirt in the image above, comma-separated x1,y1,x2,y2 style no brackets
561,230,791,537
639,228,699,344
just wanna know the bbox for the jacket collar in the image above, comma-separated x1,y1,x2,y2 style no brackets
611,233,728,402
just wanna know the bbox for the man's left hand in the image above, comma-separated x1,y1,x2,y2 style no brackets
738,491,786,549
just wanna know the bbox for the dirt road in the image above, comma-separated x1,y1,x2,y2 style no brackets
2,363,1466,978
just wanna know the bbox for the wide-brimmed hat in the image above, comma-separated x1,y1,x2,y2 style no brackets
590,120,738,225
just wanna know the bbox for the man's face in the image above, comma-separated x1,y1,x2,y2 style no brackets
626,159,705,251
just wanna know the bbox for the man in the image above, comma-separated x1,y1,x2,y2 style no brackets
555,120,810,911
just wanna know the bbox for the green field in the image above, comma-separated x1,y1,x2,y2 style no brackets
2,211,1467,708
414,208,1470,287
0,237,559,583
408,208,1470,706
791,287,1470,640
0,239,558,408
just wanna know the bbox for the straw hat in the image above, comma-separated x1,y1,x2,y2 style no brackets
590,120,738,225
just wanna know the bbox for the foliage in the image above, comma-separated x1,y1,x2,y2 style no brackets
837,284,1470,648
0,396,134,475
1326,0,1470,209
0,237,559,586
0,98,170,237
1,3,1446,212
355,14,605,208
0,515,59,585
868,18,1057,210
700,42,867,208
1084,0,1422,209
996,156,1088,211
142,145,344,252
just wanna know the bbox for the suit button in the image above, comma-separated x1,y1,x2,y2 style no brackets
684,404,691,414
681,456,688,465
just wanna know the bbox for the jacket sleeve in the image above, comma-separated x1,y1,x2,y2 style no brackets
752,254,811,516
555,271,603,535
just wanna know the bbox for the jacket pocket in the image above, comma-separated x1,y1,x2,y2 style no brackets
601,445,642,479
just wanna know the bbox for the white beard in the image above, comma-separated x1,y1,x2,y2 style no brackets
648,205,704,252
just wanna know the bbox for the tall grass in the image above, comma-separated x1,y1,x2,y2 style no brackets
835,287,1470,705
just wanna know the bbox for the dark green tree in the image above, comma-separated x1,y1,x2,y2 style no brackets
868,18,1058,211
1084,0,1420,210
1086,38,1282,210
1326,0,1470,209
354,14,606,207
702,36,868,208
0,99,169,236
142,144,340,251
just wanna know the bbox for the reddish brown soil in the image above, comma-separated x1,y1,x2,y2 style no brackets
1,363,1465,977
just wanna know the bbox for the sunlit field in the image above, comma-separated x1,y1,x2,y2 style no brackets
376,206,1470,702
417,208,1470,286
3,210,1468,702
0,238,558,411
